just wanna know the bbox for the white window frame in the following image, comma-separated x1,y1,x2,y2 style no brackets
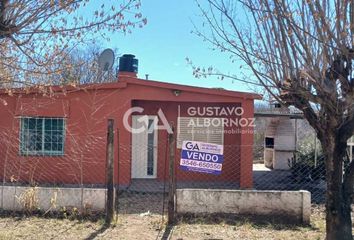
19,117,66,156
177,117,224,148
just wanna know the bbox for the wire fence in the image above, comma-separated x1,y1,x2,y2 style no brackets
254,118,321,161
0,127,107,189
116,142,169,219
0,119,344,228
252,117,327,203
175,144,327,204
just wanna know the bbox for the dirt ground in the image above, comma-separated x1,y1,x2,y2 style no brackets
0,214,163,240
0,207,333,240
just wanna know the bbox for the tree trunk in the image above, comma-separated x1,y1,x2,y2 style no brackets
322,134,353,240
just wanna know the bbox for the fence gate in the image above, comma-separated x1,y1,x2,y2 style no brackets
116,132,169,238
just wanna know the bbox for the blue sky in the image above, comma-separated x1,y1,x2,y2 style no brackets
101,0,253,93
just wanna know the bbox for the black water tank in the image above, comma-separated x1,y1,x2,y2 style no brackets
119,54,138,73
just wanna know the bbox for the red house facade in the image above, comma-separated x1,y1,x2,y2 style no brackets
0,71,260,189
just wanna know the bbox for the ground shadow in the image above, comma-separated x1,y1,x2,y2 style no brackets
117,191,168,215
49,222,80,240
175,213,320,232
253,168,326,204
84,223,110,240
158,224,174,240
0,209,104,222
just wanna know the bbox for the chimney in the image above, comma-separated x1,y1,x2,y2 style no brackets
118,54,138,78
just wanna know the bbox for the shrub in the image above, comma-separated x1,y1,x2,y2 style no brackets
288,151,325,183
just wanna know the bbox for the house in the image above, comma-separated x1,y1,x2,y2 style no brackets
264,117,296,170
256,104,301,170
0,55,260,189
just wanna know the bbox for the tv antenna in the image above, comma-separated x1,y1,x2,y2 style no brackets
98,49,115,71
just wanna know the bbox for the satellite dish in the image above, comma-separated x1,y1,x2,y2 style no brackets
98,48,115,71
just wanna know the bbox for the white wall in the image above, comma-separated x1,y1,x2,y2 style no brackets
0,186,106,212
273,151,293,170
176,189,311,224
264,148,274,168
274,118,296,151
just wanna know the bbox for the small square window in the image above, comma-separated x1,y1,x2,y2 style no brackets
20,117,65,156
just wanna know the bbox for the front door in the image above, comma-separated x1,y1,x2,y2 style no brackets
131,115,158,178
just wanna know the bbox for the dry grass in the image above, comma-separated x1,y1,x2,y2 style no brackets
171,206,326,240
0,213,164,240
15,187,39,214
0,206,348,240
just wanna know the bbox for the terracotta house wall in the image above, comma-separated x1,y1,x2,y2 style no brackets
133,101,243,185
0,75,258,188
0,90,124,186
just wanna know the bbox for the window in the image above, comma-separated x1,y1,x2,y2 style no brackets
177,117,224,148
265,137,274,149
147,119,155,176
20,117,65,156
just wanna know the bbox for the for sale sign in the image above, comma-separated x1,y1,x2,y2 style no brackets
180,141,224,175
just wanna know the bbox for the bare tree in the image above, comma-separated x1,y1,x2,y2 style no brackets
193,0,354,239
49,45,120,85
0,0,146,87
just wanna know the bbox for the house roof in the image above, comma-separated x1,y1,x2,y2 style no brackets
120,76,262,100
0,74,262,100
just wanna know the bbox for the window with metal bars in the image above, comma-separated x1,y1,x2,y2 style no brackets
20,117,65,156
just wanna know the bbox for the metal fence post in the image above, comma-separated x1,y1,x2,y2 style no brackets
168,128,176,224
314,133,318,167
294,118,298,160
105,119,115,225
